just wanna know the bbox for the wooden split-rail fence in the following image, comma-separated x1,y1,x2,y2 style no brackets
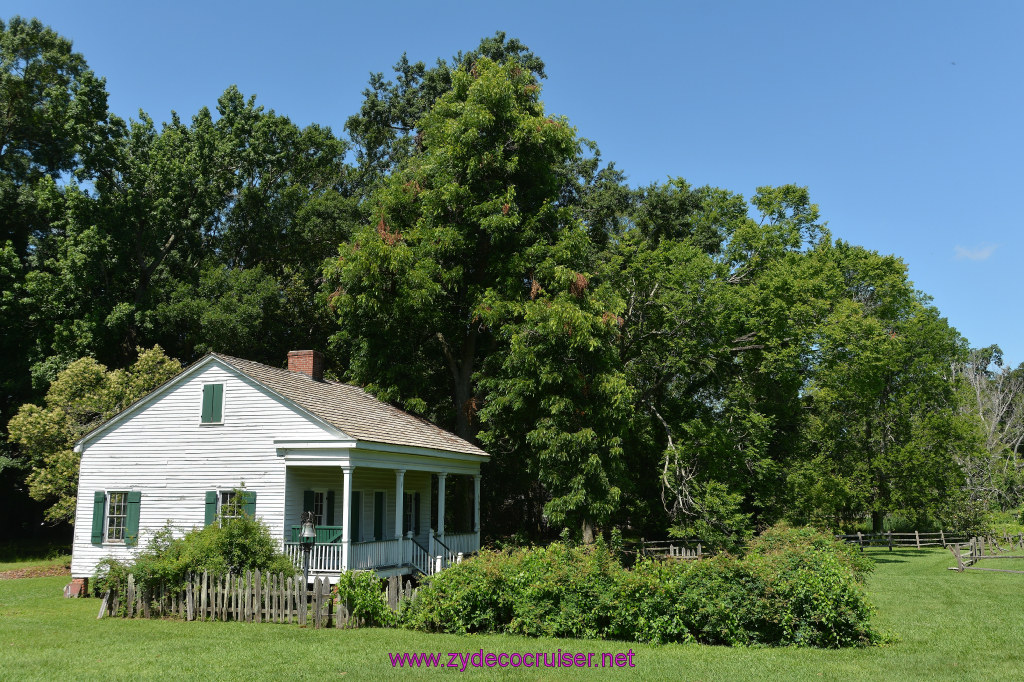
835,530,969,552
948,534,1024,574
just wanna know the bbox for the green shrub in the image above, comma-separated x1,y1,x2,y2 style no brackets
403,540,623,638
93,511,296,600
335,571,397,627
404,524,883,648
746,523,874,582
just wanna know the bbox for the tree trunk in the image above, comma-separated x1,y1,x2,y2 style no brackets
440,328,479,441
581,519,595,545
871,509,884,533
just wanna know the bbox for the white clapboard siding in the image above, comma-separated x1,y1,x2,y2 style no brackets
71,363,335,578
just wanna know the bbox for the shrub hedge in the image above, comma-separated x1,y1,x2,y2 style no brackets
94,513,296,596
402,524,881,648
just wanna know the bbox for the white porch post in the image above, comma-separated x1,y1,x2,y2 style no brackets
394,469,405,567
341,465,354,572
473,473,481,549
436,472,447,541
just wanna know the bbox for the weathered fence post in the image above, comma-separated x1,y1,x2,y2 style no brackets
186,575,194,621
387,575,399,611
940,529,945,546
857,531,864,551
888,531,893,552
98,591,111,619
126,574,136,618
325,579,334,628
313,577,323,629
254,568,262,623
915,530,921,549
200,571,208,621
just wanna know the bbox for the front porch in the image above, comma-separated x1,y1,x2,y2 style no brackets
283,530,480,577
277,451,481,580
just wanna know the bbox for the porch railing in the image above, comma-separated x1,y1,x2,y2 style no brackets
283,534,475,575
442,532,480,558
410,539,434,576
289,525,345,544
283,542,343,573
350,539,400,570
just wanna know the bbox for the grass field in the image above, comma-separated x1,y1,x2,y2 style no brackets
2,548,1023,680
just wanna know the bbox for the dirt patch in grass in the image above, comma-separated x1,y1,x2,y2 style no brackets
0,562,71,580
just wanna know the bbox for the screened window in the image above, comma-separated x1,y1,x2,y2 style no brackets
105,492,128,542
403,492,415,534
312,491,326,526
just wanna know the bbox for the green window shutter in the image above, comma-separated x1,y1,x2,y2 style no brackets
204,490,218,526
211,384,223,422
350,491,361,542
201,385,214,422
374,492,384,541
202,384,223,423
242,490,256,518
125,491,142,547
326,491,335,525
91,491,106,544
303,489,314,513
413,492,421,535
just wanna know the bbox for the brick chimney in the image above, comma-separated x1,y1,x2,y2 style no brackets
287,350,324,381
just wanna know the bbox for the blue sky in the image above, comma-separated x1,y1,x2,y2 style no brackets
10,1,1023,365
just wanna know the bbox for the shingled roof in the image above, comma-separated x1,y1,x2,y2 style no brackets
212,354,487,457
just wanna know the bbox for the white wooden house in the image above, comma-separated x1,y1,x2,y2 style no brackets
70,351,487,584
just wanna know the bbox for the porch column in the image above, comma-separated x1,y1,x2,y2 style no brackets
394,469,405,567
436,472,447,541
473,474,481,533
341,465,354,572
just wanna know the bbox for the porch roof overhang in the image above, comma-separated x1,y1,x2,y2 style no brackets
274,438,486,474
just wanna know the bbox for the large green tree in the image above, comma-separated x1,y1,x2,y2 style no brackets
0,15,112,533
345,31,546,191
8,346,181,523
0,16,110,257
24,87,358,383
790,243,974,531
327,57,580,437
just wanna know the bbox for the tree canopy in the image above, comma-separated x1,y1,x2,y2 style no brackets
0,19,1008,540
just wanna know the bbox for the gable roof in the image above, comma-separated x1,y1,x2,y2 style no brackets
210,354,487,457
76,352,487,458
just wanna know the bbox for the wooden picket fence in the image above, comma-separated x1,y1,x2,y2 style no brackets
948,534,1024,574
97,570,335,628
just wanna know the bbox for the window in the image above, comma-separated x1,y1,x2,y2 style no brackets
312,491,326,526
403,492,420,535
303,489,335,527
219,491,242,520
106,492,128,542
204,489,256,526
373,491,385,541
91,490,141,546
201,384,224,423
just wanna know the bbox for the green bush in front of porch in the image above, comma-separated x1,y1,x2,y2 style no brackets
399,525,883,648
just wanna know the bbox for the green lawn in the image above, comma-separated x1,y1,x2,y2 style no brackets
1,548,1022,680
